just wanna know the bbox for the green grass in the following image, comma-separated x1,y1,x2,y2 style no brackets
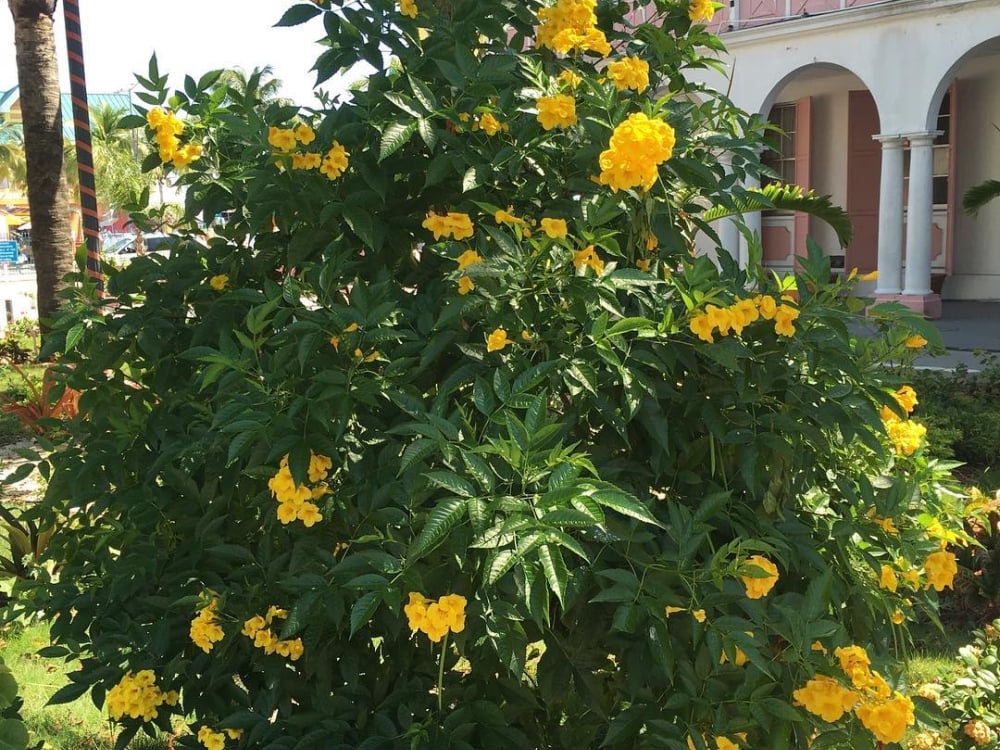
0,618,171,750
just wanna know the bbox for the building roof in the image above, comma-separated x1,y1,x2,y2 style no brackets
0,85,136,139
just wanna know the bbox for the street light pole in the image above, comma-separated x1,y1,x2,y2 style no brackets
62,0,103,292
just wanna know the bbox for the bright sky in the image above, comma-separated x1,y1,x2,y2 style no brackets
0,2,354,106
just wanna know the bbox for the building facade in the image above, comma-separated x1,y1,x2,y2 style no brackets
697,0,1000,314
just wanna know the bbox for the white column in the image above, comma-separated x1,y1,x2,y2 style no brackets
902,132,941,296
873,135,904,295
740,173,761,270
717,155,740,262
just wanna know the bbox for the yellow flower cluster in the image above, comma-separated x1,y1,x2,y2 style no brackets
923,549,958,591
455,249,483,296
189,598,225,653
606,56,649,92
422,211,475,240
147,107,202,169
598,112,675,192
686,733,746,750
793,644,915,744
242,606,305,660
964,719,993,747
537,94,577,130
689,295,798,343
268,125,348,180
321,142,350,180
573,244,604,275
740,555,779,599
106,670,179,722
880,385,927,456
404,592,467,642
688,0,716,23
197,726,243,750
535,0,611,57
267,452,329,527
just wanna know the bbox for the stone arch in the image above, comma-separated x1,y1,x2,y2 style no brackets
926,35,1000,131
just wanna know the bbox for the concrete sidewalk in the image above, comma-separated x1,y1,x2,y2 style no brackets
913,301,1000,371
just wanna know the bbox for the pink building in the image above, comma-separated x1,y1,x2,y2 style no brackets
696,0,1000,315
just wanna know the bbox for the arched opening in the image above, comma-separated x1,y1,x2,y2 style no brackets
755,63,876,278
931,37,1000,300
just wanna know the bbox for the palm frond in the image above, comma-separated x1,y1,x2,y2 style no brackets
962,180,1000,216
701,182,853,248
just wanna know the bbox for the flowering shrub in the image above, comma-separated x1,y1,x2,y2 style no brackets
10,0,981,748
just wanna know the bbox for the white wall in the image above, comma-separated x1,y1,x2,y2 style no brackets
946,53,1000,299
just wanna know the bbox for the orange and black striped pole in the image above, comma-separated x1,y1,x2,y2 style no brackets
62,0,103,290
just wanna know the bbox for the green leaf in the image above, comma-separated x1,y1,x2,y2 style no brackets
349,591,381,638
343,205,375,249
963,179,1000,215
276,3,323,26
0,718,29,750
64,323,85,352
407,497,467,562
604,317,654,337
0,670,16,710
408,74,438,112
379,121,418,162
47,680,91,705
424,470,476,498
588,489,663,527
536,543,568,605
485,549,518,585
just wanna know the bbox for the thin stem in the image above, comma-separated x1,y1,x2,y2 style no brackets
437,631,449,713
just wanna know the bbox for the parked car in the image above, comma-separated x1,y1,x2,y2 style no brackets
103,233,206,265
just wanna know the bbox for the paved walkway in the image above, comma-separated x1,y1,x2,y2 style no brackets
914,301,1000,371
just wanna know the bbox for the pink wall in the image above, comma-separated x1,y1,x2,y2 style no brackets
726,0,885,29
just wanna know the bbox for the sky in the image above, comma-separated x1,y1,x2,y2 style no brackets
0,1,356,106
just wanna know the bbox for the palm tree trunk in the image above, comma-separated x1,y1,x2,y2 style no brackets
8,0,74,332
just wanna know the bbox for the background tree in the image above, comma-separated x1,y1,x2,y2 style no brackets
214,65,289,109
7,0,74,332
0,114,26,188
90,102,155,216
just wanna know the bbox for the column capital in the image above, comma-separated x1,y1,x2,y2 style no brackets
901,130,943,146
872,133,905,146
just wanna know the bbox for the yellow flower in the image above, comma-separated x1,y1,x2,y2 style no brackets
878,565,898,593
598,112,675,192
664,605,686,618
209,274,229,291
714,738,739,750
268,126,297,152
189,598,225,653
106,670,174,722
636,259,650,272
557,69,582,89
692,609,706,623
520,330,532,341
923,549,958,591
688,0,716,23
172,142,203,169
740,555,779,599
197,727,226,750
792,675,859,722
494,207,526,226
536,94,577,130
755,294,777,320
540,217,568,239
293,123,316,144
886,419,926,455
858,269,879,282
224,729,244,740
242,615,266,637
606,56,649,92
704,304,732,337
689,313,714,343
773,304,800,337
399,0,418,17
146,108,167,129
422,211,475,241
905,334,928,348
405,592,467,642
486,328,512,352
291,151,322,170
535,0,610,56
573,245,604,275
964,719,993,747
475,112,504,136
811,641,828,655
308,451,333,482
320,141,350,180
457,275,475,295
855,693,914,744
891,609,905,624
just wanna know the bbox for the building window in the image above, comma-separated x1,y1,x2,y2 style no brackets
761,103,796,188
903,91,950,206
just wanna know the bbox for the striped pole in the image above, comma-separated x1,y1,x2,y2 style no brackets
62,0,103,291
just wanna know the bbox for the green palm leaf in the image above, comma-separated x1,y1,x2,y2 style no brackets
701,183,854,248
962,179,1000,216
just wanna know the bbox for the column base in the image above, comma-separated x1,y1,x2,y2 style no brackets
872,293,942,319
900,293,942,319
